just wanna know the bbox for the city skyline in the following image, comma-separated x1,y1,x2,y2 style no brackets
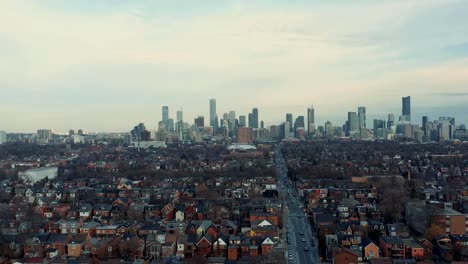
1,95,465,134
1,1,468,132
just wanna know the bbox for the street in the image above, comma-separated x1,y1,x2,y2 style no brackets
276,149,321,264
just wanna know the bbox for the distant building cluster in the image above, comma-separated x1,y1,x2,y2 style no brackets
0,96,466,145
119,96,466,147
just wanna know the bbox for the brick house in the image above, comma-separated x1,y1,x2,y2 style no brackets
197,234,214,256
249,212,279,226
46,234,71,255
361,237,379,260
261,237,274,255
227,245,238,261
380,236,406,259
332,247,359,264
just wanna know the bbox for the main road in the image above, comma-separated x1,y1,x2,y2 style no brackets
276,148,320,264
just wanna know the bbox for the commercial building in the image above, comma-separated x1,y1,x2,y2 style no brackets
162,106,169,125
37,129,52,141
19,167,58,184
307,106,315,135
133,141,167,149
249,108,259,128
347,112,358,134
406,202,468,236
402,96,411,122
176,110,183,122
358,106,366,128
195,116,205,128
239,116,246,127
237,127,253,144
209,99,217,127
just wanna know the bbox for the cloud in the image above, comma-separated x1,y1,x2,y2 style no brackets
0,0,467,131
435,92,468,97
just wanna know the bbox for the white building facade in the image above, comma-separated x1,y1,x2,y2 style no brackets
19,167,58,184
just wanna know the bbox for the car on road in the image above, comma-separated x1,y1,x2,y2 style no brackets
302,237,306,242
303,246,309,251
300,232,304,236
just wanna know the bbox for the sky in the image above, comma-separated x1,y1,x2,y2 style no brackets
1,0,467,133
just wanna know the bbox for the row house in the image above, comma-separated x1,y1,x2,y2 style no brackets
57,219,82,234
249,212,279,226
79,221,100,235
95,225,119,237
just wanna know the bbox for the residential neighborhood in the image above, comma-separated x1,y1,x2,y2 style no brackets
0,139,467,263
0,141,285,263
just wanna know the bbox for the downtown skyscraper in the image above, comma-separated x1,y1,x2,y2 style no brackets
209,99,217,128
347,112,358,134
307,106,315,134
358,106,366,129
162,106,169,124
249,108,259,128
161,106,174,132
402,96,411,122
176,109,183,122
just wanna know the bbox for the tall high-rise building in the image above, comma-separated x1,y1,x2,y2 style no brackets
37,129,52,141
239,115,246,127
438,123,451,141
324,121,333,136
307,106,315,134
167,118,174,132
249,108,259,128
294,116,305,137
284,122,292,138
195,116,205,128
387,114,395,128
347,112,358,132
402,96,411,122
209,99,217,126
0,131,7,144
177,110,183,122
422,116,428,136
286,113,293,130
228,111,236,135
358,106,366,128
373,119,387,139
286,113,293,123
162,106,169,123
131,123,147,141
253,108,259,128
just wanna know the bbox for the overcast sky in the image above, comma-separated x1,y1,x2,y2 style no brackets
1,0,467,133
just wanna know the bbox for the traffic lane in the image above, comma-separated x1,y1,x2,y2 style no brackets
289,201,319,263
292,217,313,264
287,218,301,264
